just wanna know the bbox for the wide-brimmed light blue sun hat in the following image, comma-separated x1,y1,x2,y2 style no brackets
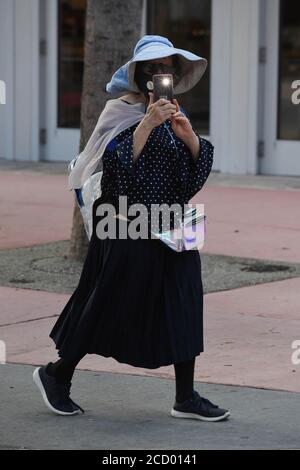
106,35,208,95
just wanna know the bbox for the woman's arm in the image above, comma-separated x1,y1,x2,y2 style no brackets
106,122,153,186
184,137,214,201
132,119,153,162
186,132,201,161
132,92,177,161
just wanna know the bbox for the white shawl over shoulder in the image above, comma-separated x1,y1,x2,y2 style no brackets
68,98,146,191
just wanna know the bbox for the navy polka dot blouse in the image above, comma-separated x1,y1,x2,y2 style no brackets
101,115,214,218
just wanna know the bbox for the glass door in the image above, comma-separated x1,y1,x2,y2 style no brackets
147,0,212,136
262,0,300,175
44,0,86,161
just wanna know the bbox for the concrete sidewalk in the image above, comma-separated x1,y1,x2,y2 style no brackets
1,277,300,392
1,363,300,450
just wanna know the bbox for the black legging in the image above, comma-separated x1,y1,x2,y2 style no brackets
173,357,195,403
46,355,196,404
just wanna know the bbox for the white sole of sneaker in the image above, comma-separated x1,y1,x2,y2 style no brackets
33,367,81,416
170,408,230,422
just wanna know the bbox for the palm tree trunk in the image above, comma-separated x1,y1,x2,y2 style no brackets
69,0,143,261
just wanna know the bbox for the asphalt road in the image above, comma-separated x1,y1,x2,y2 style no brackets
1,363,299,450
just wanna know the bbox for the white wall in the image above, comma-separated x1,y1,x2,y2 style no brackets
0,0,39,161
0,0,15,160
211,0,260,174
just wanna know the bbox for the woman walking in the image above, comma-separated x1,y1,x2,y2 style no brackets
33,35,230,422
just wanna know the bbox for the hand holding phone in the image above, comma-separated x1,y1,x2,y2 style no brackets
143,74,176,130
143,92,177,130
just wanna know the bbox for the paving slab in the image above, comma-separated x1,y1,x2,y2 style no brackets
192,185,300,263
0,171,73,249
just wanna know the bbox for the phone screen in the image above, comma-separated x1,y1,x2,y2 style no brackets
153,74,174,102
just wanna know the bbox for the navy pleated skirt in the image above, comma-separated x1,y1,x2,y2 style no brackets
49,223,204,369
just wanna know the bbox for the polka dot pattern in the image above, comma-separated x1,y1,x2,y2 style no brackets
101,118,214,222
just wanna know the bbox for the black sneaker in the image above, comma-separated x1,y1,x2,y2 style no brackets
33,365,85,416
171,390,230,422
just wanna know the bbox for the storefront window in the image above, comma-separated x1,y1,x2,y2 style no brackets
58,0,86,128
147,0,211,134
278,0,300,140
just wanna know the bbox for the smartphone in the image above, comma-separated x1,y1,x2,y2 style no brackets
153,74,174,102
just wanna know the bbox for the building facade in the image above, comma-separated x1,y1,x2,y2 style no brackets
0,0,299,176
